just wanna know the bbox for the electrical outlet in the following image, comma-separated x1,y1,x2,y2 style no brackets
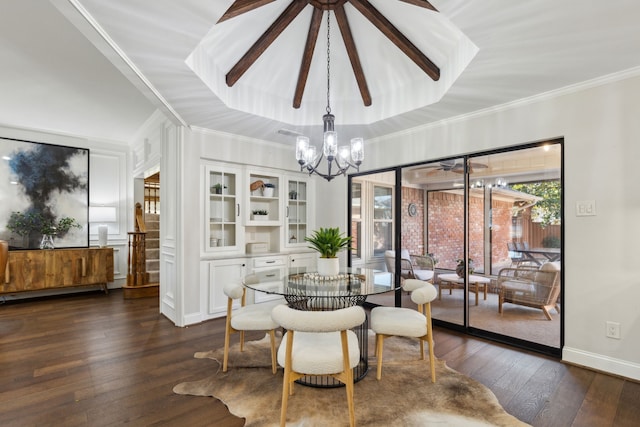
606,321,621,339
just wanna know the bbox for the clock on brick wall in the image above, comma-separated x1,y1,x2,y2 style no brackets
408,203,418,217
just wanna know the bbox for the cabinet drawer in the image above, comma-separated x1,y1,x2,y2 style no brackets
253,256,286,268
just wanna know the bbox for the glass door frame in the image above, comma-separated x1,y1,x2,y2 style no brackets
349,140,564,358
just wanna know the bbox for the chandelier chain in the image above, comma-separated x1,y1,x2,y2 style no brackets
326,5,331,114
294,0,363,182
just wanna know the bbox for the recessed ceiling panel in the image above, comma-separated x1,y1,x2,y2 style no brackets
187,0,478,126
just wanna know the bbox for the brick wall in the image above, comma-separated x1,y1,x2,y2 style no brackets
401,187,424,255
427,191,513,270
354,186,516,270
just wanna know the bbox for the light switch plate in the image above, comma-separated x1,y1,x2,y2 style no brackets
576,200,596,216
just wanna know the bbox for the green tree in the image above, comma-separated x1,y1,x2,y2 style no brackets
511,180,561,227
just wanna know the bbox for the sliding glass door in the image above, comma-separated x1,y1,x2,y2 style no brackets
351,141,563,355
467,146,562,349
400,158,467,326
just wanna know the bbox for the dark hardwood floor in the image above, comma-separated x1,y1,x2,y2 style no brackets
1,290,638,426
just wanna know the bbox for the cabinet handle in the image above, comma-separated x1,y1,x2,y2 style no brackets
286,207,289,217
265,260,275,264
81,257,87,277
237,204,240,217
4,263,9,284
266,274,276,278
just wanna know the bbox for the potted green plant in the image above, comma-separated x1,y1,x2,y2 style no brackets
252,209,269,220
305,227,352,276
455,258,474,277
211,183,227,194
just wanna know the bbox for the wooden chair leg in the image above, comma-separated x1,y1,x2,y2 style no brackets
223,307,233,372
346,372,355,427
280,332,294,427
280,372,289,427
426,303,436,383
239,330,245,351
376,334,385,380
542,306,553,320
269,329,277,374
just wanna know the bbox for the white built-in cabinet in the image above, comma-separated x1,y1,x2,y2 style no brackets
206,257,247,317
247,255,287,304
288,252,317,270
284,176,311,249
201,161,316,319
246,170,280,225
245,169,281,253
203,164,243,254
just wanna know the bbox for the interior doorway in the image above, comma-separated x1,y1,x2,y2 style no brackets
143,173,160,286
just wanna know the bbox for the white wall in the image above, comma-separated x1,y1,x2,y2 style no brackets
171,70,640,381
323,72,640,380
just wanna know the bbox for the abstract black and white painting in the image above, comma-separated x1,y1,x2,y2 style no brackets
0,137,89,249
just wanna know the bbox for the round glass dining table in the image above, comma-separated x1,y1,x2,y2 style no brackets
243,267,396,310
243,267,398,386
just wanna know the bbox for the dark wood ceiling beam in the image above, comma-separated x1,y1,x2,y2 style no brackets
217,0,276,23
293,8,323,108
309,0,348,10
334,5,371,106
348,0,440,81
226,1,308,87
399,0,438,12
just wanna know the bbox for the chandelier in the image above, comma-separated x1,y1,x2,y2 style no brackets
295,4,364,182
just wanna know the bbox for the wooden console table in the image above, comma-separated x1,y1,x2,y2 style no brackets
1,247,114,295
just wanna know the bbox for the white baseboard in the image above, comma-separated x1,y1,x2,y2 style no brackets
563,346,640,381
182,311,205,326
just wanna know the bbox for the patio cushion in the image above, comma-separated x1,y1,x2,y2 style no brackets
501,280,535,293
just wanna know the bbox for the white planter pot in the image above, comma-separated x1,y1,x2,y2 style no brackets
262,187,275,197
317,257,340,276
253,214,268,221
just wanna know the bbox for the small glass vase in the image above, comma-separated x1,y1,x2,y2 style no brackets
40,234,55,250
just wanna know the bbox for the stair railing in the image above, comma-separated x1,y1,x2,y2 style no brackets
127,203,149,287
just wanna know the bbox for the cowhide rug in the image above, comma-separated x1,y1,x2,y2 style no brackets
173,332,529,426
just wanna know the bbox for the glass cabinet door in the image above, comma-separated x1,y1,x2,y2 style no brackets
206,166,240,251
286,179,308,247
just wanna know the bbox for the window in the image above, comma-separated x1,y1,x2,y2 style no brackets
373,185,393,256
350,182,362,259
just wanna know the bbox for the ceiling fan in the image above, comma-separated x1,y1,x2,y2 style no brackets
423,160,489,175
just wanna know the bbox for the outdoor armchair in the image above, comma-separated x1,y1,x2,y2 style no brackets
384,249,435,282
497,262,560,320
